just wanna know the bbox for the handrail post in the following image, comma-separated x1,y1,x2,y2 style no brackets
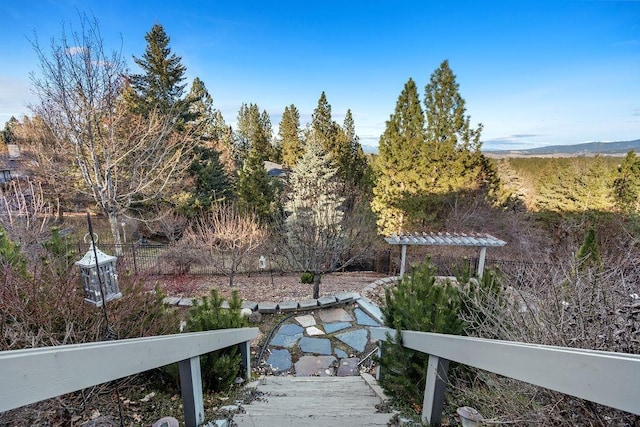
179,356,205,427
376,343,383,381
422,354,449,426
240,339,251,380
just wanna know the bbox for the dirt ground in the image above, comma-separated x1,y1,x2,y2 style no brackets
158,271,388,303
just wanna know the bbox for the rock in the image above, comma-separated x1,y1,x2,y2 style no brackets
248,311,262,323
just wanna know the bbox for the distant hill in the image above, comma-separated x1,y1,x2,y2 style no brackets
484,139,640,157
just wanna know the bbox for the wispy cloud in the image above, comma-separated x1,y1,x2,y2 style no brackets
489,134,543,141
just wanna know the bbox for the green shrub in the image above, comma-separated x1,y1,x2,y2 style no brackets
300,271,314,284
0,228,28,277
377,261,464,407
184,289,248,391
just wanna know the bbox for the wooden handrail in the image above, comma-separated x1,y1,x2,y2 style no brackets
371,327,640,425
0,328,258,425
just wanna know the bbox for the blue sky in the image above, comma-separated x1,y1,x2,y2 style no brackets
1,1,638,151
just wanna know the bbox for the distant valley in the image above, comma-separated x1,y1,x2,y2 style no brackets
483,139,640,158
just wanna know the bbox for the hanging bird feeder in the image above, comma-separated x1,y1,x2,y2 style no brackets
76,236,121,307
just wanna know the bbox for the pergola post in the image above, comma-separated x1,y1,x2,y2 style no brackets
399,244,407,279
477,246,487,278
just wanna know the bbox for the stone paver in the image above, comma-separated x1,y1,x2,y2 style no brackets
305,326,325,336
336,329,369,353
241,301,258,310
294,355,337,376
324,321,351,333
258,302,278,313
299,299,319,309
355,296,384,323
318,296,337,306
295,315,316,327
270,324,304,348
334,348,348,359
354,308,380,326
164,296,181,305
257,279,396,377
299,337,332,355
319,307,353,323
277,301,299,312
335,292,360,303
266,349,292,373
337,357,360,376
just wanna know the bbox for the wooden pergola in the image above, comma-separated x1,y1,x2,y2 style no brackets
385,232,507,279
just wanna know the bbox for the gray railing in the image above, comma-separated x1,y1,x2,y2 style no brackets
0,328,258,426
371,328,640,425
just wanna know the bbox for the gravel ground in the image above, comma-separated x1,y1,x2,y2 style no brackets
158,271,389,303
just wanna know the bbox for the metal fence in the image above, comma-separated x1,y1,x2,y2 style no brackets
76,241,563,281
76,242,394,276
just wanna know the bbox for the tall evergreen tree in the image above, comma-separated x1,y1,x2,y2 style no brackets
184,78,235,171
1,117,18,145
371,78,426,235
236,148,275,223
183,145,231,216
423,60,483,194
185,77,213,131
235,103,273,163
127,24,188,118
338,109,369,189
311,92,336,149
279,104,303,168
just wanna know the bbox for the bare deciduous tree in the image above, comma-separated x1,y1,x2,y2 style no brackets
0,179,54,258
183,204,266,286
279,190,379,299
28,14,194,249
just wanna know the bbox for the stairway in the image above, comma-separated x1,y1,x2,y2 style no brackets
233,374,394,426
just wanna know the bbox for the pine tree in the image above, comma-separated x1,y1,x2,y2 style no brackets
1,117,18,145
613,150,640,213
179,78,233,215
576,227,601,269
185,77,213,133
185,289,248,391
377,261,463,406
536,157,614,212
236,148,275,223
371,78,425,235
423,60,483,194
311,92,337,151
279,104,303,168
184,145,231,215
338,109,369,189
128,24,187,118
236,103,273,163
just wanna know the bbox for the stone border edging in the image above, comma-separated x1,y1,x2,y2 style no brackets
163,276,400,321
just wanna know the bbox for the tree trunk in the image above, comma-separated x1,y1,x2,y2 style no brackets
107,212,123,256
312,273,322,299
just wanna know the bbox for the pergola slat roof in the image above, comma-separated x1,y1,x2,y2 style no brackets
385,232,507,278
385,232,506,248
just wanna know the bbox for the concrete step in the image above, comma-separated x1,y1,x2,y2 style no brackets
233,413,394,426
234,375,392,426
